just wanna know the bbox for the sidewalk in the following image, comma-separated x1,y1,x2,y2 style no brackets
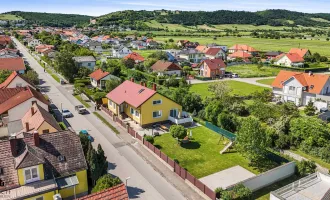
95,109,206,200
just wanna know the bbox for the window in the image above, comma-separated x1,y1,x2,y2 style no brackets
24,166,39,183
88,63,91,67
289,86,295,91
42,129,49,134
153,111,162,118
153,100,162,105
130,108,134,114
109,100,112,106
135,111,140,118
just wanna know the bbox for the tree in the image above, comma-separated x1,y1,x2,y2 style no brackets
54,51,77,82
168,38,174,42
296,160,316,177
304,100,316,116
208,81,232,102
204,101,224,124
252,89,272,103
79,133,91,157
91,174,122,193
148,51,168,60
217,113,237,132
77,67,92,78
144,58,157,71
8,42,15,49
24,70,39,85
170,125,187,140
0,70,12,83
105,79,121,92
236,117,268,163
93,92,107,103
182,66,191,76
90,144,108,185
257,61,263,70
123,58,135,69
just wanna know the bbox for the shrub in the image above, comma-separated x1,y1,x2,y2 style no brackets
92,174,122,193
296,160,317,177
215,187,224,198
74,78,90,85
170,125,187,140
144,135,154,144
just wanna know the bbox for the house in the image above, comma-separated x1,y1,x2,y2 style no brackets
274,53,305,67
147,40,159,49
151,60,182,76
77,183,128,200
228,44,258,55
21,102,61,134
89,69,119,90
0,48,20,58
271,70,330,106
177,40,189,47
0,35,11,49
130,41,147,49
227,51,253,60
35,44,54,53
125,35,135,41
124,52,145,63
165,49,181,62
270,172,330,200
205,48,226,60
88,41,103,53
0,57,26,74
0,71,36,89
0,130,88,199
106,79,192,127
0,86,49,121
264,51,283,59
39,48,54,57
73,56,96,70
198,59,226,78
207,43,228,52
179,49,204,63
111,45,132,58
288,48,311,58
195,45,209,53
27,39,42,47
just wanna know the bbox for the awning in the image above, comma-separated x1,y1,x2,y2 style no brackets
56,175,79,189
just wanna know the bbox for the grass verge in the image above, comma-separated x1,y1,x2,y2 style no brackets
256,78,275,86
93,112,120,134
74,95,91,108
58,122,67,130
291,149,330,170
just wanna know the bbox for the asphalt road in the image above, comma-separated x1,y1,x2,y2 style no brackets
12,37,186,200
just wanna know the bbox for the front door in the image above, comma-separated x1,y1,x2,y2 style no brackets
170,109,178,118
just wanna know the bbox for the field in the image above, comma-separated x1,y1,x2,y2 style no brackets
134,49,158,58
190,80,269,98
226,64,280,78
0,14,23,20
153,126,258,178
256,78,276,86
154,36,330,57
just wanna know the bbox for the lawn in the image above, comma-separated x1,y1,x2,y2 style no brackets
190,80,269,98
154,36,330,57
134,49,159,58
291,149,330,170
0,14,23,20
256,78,276,86
74,95,91,108
226,64,280,78
153,126,258,178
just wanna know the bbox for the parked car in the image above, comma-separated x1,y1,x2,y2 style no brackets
79,130,94,142
62,109,73,118
75,105,87,114
224,72,232,78
232,73,239,78
320,107,328,113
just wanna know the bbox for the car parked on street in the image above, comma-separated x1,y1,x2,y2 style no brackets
79,129,94,142
75,105,87,114
62,109,73,118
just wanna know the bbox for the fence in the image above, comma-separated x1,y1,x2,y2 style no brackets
101,106,216,200
205,122,236,141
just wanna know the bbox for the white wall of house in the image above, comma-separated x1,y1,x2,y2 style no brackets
28,39,41,47
8,98,48,121
157,70,182,76
6,76,35,89
78,61,96,70
275,56,292,67
89,46,103,53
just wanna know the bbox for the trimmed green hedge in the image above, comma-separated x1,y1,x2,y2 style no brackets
195,76,212,81
270,64,329,72
74,78,90,85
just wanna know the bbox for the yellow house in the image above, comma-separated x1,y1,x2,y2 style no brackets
0,131,88,200
106,79,192,127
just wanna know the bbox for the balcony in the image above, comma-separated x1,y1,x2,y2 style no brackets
168,112,193,125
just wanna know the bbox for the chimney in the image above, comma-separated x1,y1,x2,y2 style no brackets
130,78,134,82
9,137,18,157
143,82,146,87
33,131,40,147
25,122,30,132
309,71,313,76
31,106,35,115
140,81,143,86
152,83,157,91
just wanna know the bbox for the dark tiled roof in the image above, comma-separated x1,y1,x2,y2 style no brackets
0,140,19,191
77,183,129,200
151,60,182,72
15,145,45,169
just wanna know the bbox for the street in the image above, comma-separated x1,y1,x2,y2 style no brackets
12,37,186,200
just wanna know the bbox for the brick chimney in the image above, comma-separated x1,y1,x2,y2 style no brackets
25,122,29,132
31,107,35,115
9,137,18,157
152,83,157,91
33,131,40,147
130,78,134,82
140,81,143,86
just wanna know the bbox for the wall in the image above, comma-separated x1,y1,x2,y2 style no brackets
8,98,48,121
227,162,296,192
124,104,141,124
59,170,88,198
108,100,118,115
38,121,59,134
91,78,98,88
80,61,96,70
140,93,182,126
275,56,291,67
25,190,57,200
7,76,35,89
18,164,44,186
159,70,182,76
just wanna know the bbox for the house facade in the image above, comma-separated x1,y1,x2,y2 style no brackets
199,59,226,78
111,46,132,58
27,39,42,47
89,69,119,90
228,44,258,56
151,60,182,76
274,53,304,67
0,71,35,89
88,41,103,53
179,49,204,63
205,48,226,60
73,56,96,70
272,70,330,106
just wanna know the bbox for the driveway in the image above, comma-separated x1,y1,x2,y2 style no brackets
12,37,186,200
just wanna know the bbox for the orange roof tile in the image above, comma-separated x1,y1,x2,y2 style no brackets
228,51,252,58
77,183,128,200
89,69,110,81
0,71,35,89
151,60,182,72
284,53,305,63
124,52,145,61
229,44,258,52
289,48,310,58
195,45,209,53
0,57,26,71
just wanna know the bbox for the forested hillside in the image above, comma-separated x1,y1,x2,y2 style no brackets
4,11,91,27
97,9,330,29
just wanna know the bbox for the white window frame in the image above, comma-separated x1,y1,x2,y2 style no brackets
24,166,40,184
153,100,162,105
289,86,295,91
153,111,162,118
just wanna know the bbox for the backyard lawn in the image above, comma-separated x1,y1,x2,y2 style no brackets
256,78,275,86
226,64,280,78
153,126,258,178
190,80,269,99
134,49,159,58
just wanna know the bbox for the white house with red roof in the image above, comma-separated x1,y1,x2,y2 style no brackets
205,48,226,60
288,48,311,58
0,57,26,74
89,69,119,90
272,70,330,106
0,71,35,89
274,53,305,67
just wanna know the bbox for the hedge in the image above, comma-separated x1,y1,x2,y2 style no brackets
270,64,329,72
74,78,90,85
195,76,212,81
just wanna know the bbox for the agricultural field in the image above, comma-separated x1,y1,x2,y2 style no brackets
190,80,270,99
0,14,23,20
154,36,330,57
226,64,280,78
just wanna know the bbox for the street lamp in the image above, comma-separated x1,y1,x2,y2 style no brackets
125,177,130,186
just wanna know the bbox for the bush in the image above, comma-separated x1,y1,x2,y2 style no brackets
195,76,212,81
74,78,90,85
296,160,317,177
215,187,224,198
144,135,154,144
169,125,187,140
92,174,122,193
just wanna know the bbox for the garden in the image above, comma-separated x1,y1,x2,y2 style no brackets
226,64,280,78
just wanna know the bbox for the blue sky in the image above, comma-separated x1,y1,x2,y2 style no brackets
1,0,330,16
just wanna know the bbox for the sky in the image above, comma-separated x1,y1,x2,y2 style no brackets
1,0,330,17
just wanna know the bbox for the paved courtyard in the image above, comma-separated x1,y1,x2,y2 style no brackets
199,165,256,190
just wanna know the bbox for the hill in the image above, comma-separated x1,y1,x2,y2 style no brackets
0,14,23,21
2,11,91,27
96,9,330,30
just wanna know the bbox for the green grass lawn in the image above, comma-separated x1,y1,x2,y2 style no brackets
190,80,269,98
256,78,276,86
134,49,158,58
144,20,194,31
153,126,258,178
226,64,280,78
0,14,23,20
291,149,330,170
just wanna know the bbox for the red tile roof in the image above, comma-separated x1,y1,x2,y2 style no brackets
0,86,49,114
289,48,309,58
284,53,305,63
124,52,145,62
195,45,209,53
271,70,329,94
106,80,156,108
77,183,129,200
0,57,26,71
89,69,110,81
0,35,11,45
0,71,35,89
228,51,252,59
205,48,223,56
203,59,226,70
151,61,182,72
229,44,258,52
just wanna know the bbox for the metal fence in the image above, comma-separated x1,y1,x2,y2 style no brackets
205,122,236,141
